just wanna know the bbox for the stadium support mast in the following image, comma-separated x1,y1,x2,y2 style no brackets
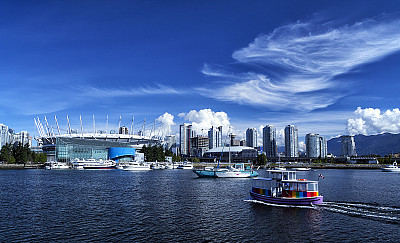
55,115,61,135
80,115,83,138
67,115,71,135
93,115,96,136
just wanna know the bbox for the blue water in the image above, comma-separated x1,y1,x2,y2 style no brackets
0,169,399,242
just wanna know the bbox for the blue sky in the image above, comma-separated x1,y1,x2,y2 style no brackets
1,0,400,146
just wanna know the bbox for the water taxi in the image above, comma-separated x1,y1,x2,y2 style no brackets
249,170,323,205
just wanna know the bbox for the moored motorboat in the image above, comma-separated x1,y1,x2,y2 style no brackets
122,162,151,171
292,167,311,171
177,162,194,169
45,161,70,170
249,170,323,205
381,162,400,172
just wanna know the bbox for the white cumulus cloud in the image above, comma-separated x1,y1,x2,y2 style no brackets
154,112,175,138
347,107,400,135
200,16,400,111
179,109,231,136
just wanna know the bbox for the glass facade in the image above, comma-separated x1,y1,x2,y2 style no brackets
55,137,135,162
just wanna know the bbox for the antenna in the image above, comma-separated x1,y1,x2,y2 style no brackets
119,116,121,130
80,115,83,138
55,115,61,135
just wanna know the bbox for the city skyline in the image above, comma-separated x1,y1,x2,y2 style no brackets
1,1,400,145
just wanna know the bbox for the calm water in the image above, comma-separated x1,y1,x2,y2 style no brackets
1,169,399,242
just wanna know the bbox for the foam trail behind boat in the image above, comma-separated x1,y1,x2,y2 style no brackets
319,202,400,224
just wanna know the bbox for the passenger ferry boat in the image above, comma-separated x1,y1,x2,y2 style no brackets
71,158,116,170
249,170,323,205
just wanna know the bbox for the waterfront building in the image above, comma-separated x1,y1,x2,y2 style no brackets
305,133,327,158
285,125,298,157
246,128,257,148
34,116,158,162
12,131,32,147
208,126,222,149
319,136,327,158
119,126,129,135
263,125,277,157
203,146,257,159
230,134,241,146
180,123,192,156
341,135,357,157
0,123,10,148
190,136,210,157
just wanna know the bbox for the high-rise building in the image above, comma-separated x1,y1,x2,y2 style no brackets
208,126,222,149
180,123,192,156
263,125,277,157
306,133,327,158
12,131,31,147
0,123,10,148
319,136,327,158
230,134,241,146
246,128,257,148
190,136,210,157
341,135,356,157
164,135,177,151
119,126,129,135
285,125,298,157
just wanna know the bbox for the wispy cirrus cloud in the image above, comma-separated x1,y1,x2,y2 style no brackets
199,15,400,111
81,83,184,97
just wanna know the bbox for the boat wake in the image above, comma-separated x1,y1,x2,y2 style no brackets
319,202,400,224
246,199,400,224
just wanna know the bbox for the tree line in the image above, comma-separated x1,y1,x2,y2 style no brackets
141,144,184,162
0,143,47,164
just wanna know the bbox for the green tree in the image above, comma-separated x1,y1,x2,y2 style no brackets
256,153,267,166
0,143,13,163
191,157,200,163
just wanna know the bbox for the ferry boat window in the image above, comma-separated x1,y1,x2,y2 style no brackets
283,173,288,180
283,183,290,190
289,183,297,191
307,183,317,191
288,172,296,180
298,183,306,191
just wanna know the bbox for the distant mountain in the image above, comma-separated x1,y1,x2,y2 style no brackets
327,133,400,156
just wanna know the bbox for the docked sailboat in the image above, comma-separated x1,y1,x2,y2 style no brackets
193,163,258,178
